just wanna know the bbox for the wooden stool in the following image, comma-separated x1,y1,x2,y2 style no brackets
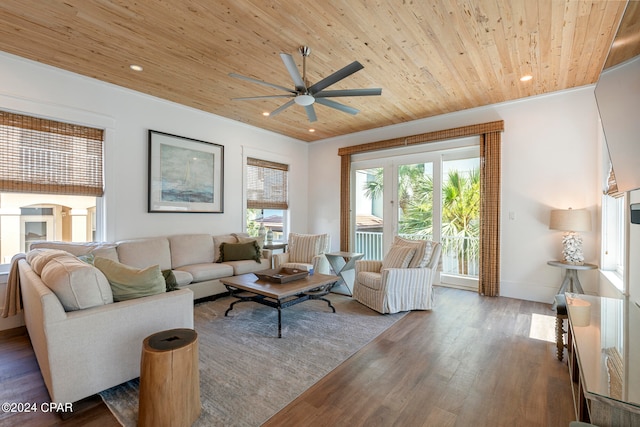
139,328,201,427
555,294,568,361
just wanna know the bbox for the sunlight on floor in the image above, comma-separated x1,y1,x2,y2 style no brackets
529,313,557,343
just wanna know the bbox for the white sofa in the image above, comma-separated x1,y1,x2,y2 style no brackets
30,233,272,300
17,233,271,404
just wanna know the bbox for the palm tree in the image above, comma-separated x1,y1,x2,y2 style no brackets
361,165,479,276
441,168,480,275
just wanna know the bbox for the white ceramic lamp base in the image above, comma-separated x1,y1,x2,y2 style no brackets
562,231,584,265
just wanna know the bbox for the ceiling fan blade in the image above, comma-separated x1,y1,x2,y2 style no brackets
314,88,382,98
308,61,364,94
315,98,359,115
304,104,317,122
269,99,296,117
231,95,294,101
232,95,294,101
280,53,306,90
229,73,296,94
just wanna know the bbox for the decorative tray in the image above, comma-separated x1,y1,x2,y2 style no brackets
254,267,309,283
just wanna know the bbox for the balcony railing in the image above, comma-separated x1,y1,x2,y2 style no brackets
354,231,479,277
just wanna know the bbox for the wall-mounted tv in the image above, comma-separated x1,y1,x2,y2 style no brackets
595,55,640,193
594,2,640,194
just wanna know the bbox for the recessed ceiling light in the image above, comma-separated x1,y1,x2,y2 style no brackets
262,112,270,116
520,74,533,82
129,64,143,72
309,128,315,133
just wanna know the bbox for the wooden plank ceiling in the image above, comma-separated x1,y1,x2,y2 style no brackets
0,0,629,142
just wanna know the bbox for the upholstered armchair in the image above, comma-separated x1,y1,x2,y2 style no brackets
273,233,331,275
353,237,442,314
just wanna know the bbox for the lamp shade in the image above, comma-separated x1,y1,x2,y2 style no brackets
549,208,592,232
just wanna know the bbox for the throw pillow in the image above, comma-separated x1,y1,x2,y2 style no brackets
393,236,433,268
234,234,265,252
94,257,166,302
26,248,72,275
40,255,114,311
288,233,323,263
162,269,178,292
381,245,416,271
217,241,261,263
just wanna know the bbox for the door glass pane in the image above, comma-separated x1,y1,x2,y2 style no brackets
355,167,383,260
441,158,480,277
24,221,47,253
397,162,433,240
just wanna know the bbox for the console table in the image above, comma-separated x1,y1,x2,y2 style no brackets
566,293,640,426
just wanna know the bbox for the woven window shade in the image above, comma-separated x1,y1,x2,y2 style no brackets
605,164,623,198
246,157,288,210
0,110,104,196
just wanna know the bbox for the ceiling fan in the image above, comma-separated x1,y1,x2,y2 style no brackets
229,46,382,122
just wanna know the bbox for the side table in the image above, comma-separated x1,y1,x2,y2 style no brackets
264,242,287,252
325,252,364,296
547,261,597,308
139,328,201,427
264,242,287,268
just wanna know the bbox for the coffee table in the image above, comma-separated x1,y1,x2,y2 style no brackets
220,272,338,338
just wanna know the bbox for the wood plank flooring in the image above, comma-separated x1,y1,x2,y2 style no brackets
0,287,574,426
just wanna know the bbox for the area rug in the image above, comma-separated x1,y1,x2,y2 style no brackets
99,294,406,427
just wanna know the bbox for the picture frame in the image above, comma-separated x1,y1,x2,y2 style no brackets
148,130,224,213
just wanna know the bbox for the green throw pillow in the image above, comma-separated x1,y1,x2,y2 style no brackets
217,241,261,263
94,257,166,302
77,253,95,265
162,269,178,292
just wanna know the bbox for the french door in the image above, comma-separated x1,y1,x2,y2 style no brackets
352,146,479,289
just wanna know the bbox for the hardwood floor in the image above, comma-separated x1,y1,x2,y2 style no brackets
0,287,574,426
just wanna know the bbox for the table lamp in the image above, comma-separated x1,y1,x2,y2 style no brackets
549,208,592,265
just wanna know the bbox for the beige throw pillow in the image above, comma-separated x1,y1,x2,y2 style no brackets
27,248,72,275
234,234,265,252
94,257,166,302
40,255,114,311
381,245,416,271
393,236,433,268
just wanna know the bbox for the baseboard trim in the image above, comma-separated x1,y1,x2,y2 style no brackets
0,325,27,339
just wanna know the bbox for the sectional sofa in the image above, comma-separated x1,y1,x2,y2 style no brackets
17,233,271,404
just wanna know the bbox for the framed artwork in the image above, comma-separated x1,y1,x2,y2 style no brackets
148,130,224,213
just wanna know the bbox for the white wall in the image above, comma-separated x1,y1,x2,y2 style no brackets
308,87,602,303
0,51,309,241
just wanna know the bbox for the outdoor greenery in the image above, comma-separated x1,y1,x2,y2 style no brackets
362,164,480,275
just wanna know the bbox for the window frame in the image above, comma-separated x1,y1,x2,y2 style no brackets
242,148,291,239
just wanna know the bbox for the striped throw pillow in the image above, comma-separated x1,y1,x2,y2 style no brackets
393,236,433,268
381,245,416,271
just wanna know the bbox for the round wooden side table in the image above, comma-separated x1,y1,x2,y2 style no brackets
139,328,201,427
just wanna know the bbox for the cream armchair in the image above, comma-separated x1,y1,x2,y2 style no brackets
353,238,441,314
273,233,331,275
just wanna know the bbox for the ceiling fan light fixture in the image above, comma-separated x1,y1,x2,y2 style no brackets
294,94,315,106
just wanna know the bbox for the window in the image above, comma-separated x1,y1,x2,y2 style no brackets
0,110,104,264
602,193,625,278
245,157,288,240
